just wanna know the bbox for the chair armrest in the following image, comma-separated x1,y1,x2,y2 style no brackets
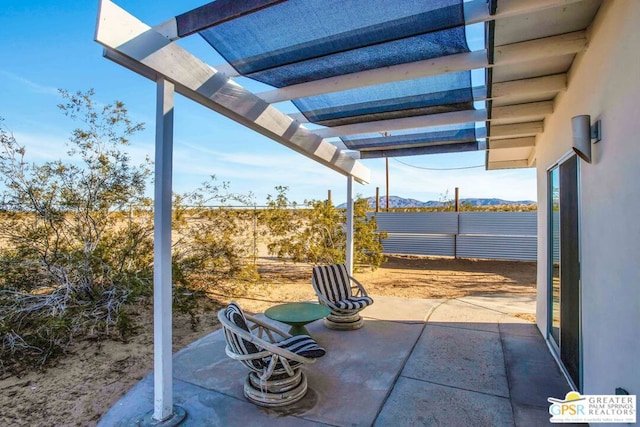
348,275,369,297
245,313,291,342
218,310,318,365
256,335,318,365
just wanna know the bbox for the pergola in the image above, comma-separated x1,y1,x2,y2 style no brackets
94,0,601,422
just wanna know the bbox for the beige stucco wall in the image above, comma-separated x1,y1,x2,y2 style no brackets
534,0,640,396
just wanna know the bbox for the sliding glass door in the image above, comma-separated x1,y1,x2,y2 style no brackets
548,155,581,390
549,167,561,345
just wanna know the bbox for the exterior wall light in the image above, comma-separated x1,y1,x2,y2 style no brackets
572,115,602,163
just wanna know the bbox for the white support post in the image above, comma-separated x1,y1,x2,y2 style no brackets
153,78,174,422
345,176,354,275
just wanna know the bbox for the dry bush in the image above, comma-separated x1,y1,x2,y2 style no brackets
260,187,386,269
0,92,256,375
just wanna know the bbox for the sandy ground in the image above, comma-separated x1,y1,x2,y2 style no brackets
0,255,536,426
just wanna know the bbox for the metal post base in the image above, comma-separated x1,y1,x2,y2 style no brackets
136,405,187,426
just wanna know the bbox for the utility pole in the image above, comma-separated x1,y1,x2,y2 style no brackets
381,131,390,212
454,187,460,212
454,187,459,259
385,157,390,212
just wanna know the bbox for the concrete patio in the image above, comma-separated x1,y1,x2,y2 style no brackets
99,296,573,426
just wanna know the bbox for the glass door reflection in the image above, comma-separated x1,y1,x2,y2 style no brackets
549,166,560,347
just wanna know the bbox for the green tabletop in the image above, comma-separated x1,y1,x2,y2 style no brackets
265,302,330,336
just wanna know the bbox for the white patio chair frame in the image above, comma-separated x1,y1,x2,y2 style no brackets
311,263,374,330
217,306,319,407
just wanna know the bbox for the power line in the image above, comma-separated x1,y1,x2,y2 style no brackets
392,158,484,171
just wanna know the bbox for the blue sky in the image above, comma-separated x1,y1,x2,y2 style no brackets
0,0,537,205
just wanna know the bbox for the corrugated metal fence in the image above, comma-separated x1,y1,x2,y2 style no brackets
372,211,537,261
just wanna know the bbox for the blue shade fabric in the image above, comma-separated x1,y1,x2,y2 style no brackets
359,141,479,158
175,0,285,38
342,124,477,150
197,0,469,87
342,124,479,158
294,72,474,127
176,0,488,158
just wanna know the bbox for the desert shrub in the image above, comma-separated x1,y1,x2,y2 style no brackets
259,186,303,260
171,179,259,299
352,197,387,268
0,91,255,374
260,187,386,268
0,90,152,372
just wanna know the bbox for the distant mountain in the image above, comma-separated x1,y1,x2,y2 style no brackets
337,196,536,209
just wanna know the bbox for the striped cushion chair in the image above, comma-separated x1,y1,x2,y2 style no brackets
218,302,326,407
311,264,374,330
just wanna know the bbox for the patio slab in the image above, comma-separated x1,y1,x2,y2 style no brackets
102,375,328,426
502,332,573,409
172,315,424,427
458,295,537,315
402,323,509,398
427,298,504,332
99,295,574,427
499,320,543,338
299,319,423,426
361,296,444,323
375,376,514,427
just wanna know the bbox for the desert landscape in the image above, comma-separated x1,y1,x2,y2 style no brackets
0,255,537,426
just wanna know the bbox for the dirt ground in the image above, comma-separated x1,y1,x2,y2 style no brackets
0,255,536,427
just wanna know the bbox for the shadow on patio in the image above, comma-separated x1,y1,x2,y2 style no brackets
99,296,572,426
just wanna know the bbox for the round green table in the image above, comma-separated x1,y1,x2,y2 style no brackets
265,302,331,337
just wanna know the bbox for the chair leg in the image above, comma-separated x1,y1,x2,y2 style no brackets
244,370,308,407
324,312,364,330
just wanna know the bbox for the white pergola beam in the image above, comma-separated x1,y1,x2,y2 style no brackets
257,50,489,103
255,32,583,104
95,0,370,184
492,74,566,99
493,0,587,19
489,121,544,139
309,101,551,139
289,80,562,124
466,0,586,24
209,62,238,77
217,0,585,78
489,137,536,149
315,110,487,139
491,101,554,121
289,83,566,127
487,159,530,170
494,31,586,65
153,18,179,41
